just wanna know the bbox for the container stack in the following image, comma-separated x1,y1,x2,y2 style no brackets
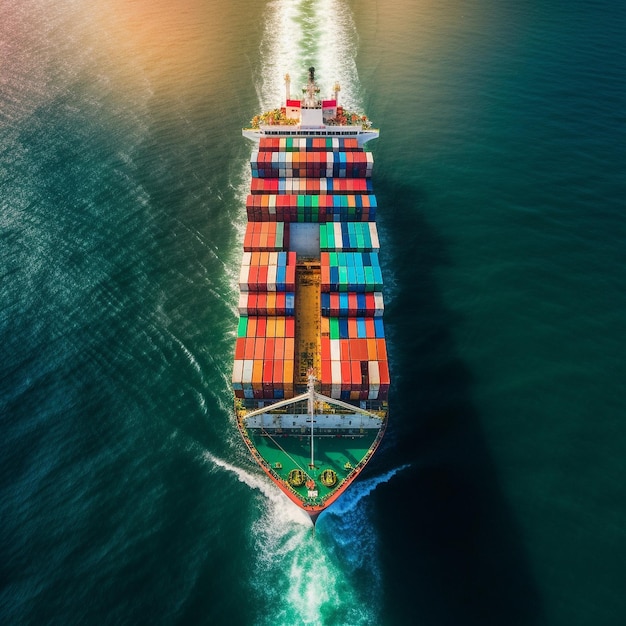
238,251,296,292
320,292,384,317
250,150,374,179
319,223,388,400
238,292,295,316
320,222,380,252
234,133,388,404
243,221,288,251
320,252,383,292
245,193,377,222
250,177,374,195
257,137,362,152
232,315,296,400
319,316,390,401
233,248,297,398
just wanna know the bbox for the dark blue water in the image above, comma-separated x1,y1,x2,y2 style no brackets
1,1,625,624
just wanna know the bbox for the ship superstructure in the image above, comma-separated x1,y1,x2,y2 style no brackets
233,68,388,523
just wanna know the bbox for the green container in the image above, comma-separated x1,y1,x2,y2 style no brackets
363,225,371,249
338,266,348,289
237,316,248,338
356,231,365,250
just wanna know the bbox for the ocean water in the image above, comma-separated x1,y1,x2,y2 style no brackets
1,1,625,625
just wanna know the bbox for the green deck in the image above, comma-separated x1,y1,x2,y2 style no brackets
247,429,379,504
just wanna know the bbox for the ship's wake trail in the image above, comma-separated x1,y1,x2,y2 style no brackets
247,465,411,626
203,451,312,525
250,502,377,626
324,463,411,518
258,0,362,114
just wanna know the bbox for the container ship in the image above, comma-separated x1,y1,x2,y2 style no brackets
233,67,388,523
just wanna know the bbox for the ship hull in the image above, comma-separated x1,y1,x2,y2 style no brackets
233,70,388,520
236,403,387,522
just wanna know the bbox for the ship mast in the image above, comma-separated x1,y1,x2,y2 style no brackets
307,369,316,469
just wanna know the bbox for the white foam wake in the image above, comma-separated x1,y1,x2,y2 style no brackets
203,451,311,526
325,463,411,518
258,0,363,113
203,450,409,626
250,464,411,626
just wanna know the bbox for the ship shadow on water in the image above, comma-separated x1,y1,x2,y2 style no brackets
371,178,543,626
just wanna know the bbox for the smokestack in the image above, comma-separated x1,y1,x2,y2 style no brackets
285,73,291,102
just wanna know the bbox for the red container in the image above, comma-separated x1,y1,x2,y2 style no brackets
351,361,361,387
234,338,245,360
341,361,351,389
255,317,266,338
321,359,331,383
339,339,349,362
263,360,273,385
257,292,267,315
376,339,387,361
273,359,283,384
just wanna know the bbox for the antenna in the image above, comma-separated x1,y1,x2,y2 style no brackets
307,369,316,469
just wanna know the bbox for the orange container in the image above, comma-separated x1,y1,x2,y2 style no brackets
320,316,330,337
252,359,263,384
376,339,387,361
274,337,285,360
275,317,285,338
367,338,377,360
285,337,295,361
284,360,294,385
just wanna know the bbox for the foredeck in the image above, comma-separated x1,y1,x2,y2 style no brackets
247,427,379,505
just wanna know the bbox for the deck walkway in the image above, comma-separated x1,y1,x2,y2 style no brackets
295,261,321,386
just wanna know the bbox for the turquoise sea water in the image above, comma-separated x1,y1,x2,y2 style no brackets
1,1,625,624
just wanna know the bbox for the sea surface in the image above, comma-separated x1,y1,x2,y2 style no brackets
1,1,625,625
